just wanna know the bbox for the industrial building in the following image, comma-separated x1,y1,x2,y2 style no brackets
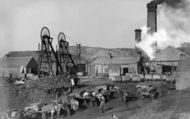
134,0,182,76
88,56,139,77
0,56,38,77
148,46,188,74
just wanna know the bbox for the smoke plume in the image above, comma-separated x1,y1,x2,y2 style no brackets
136,0,190,59
157,0,186,8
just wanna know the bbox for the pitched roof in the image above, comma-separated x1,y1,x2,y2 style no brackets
7,51,39,61
153,46,186,61
91,48,138,58
0,56,34,68
91,57,139,65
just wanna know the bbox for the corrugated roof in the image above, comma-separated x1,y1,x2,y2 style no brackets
153,46,186,61
7,51,39,62
91,57,139,65
91,48,138,58
0,56,34,68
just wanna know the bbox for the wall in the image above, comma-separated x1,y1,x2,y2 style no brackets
108,64,120,77
0,67,20,77
89,63,138,78
121,64,138,75
109,63,138,77
26,58,38,74
88,64,108,77
88,65,96,77
95,64,108,77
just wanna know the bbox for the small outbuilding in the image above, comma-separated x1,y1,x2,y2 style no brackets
150,46,187,74
0,56,38,77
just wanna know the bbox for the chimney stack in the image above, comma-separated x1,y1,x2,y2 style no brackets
135,29,142,43
135,29,142,58
147,1,157,34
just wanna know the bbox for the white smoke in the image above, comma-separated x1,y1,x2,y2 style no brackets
136,0,190,60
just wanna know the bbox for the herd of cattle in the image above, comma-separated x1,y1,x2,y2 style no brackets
0,82,159,119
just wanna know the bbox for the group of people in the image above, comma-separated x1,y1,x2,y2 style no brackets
80,86,114,113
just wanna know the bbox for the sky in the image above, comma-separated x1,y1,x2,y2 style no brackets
0,0,151,57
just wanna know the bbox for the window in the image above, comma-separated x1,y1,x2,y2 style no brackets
123,68,129,75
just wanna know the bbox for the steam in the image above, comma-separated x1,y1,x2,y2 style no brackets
136,0,190,60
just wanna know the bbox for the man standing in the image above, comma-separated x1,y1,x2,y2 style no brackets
98,93,105,113
71,78,75,87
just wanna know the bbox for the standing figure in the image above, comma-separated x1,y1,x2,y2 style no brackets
97,93,105,113
71,78,75,89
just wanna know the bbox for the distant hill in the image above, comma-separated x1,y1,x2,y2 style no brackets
4,46,138,63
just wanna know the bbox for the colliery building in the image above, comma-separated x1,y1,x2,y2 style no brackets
148,46,188,75
0,56,38,77
88,56,139,77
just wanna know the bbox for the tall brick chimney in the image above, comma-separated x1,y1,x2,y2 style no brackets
135,29,142,43
135,29,142,66
147,1,157,34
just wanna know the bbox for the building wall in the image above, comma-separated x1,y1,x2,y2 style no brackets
0,67,20,77
109,63,138,77
120,64,138,75
109,64,120,77
89,64,108,77
26,58,38,74
88,65,96,76
89,63,138,78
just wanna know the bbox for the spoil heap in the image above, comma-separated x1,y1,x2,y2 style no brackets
8,76,71,110
28,75,71,90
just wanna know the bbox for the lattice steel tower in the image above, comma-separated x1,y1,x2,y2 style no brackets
38,27,53,76
57,32,70,75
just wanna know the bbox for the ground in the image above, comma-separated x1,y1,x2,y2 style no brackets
1,77,189,119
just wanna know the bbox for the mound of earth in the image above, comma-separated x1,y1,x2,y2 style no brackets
27,75,71,90
8,76,71,110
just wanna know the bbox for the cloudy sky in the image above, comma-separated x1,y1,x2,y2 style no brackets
0,0,151,57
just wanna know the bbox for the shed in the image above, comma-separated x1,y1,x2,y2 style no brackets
0,56,38,76
150,46,187,74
